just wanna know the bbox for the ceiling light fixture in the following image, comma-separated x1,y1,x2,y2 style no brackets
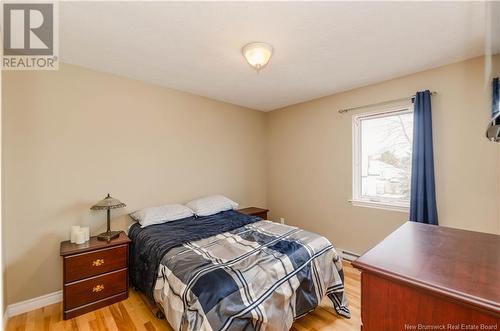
242,42,273,73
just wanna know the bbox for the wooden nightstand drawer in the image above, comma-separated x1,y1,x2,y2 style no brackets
60,231,131,319
64,269,127,310
64,245,127,283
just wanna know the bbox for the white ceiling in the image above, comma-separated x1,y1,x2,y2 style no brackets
60,1,487,111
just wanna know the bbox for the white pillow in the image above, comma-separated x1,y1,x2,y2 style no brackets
130,204,194,228
185,195,238,217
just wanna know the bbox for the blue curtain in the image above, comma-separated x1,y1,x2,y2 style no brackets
409,90,438,225
493,77,499,118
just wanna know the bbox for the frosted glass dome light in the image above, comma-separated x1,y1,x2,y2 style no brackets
242,42,273,72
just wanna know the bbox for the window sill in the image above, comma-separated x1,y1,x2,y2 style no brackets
349,199,409,213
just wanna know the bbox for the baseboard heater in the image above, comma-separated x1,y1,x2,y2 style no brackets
342,250,360,261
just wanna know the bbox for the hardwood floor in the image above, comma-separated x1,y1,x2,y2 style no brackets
6,262,361,331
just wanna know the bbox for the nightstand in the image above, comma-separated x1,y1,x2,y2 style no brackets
237,207,269,220
60,231,131,319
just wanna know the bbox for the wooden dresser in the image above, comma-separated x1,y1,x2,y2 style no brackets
352,222,499,330
237,207,269,220
60,231,131,319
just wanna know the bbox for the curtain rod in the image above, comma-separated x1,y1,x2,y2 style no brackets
338,91,438,114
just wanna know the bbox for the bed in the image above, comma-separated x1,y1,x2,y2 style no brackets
129,210,350,331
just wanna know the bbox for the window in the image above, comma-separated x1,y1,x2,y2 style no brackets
352,107,413,211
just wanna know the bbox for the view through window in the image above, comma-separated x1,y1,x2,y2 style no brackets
353,108,413,207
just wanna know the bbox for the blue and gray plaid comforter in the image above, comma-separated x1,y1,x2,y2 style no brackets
129,210,259,300
130,211,350,330
130,211,349,331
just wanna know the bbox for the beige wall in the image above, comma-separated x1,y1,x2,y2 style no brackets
267,56,500,255
2,64,267,304
3,56,500,306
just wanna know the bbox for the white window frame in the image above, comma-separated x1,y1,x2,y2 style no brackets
350,106,413,212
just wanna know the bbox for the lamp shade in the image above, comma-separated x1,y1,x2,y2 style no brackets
242,42,273,72
90,193,126,210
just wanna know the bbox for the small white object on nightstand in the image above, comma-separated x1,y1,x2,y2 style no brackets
81,226,90,241
70,225,80,243
75,230,85,244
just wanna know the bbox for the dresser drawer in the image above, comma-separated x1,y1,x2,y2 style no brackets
64,245,127,283
64,269,127,310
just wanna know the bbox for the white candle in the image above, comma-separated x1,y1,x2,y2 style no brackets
81,227,90,241
70,226,81,243
75,230,85,244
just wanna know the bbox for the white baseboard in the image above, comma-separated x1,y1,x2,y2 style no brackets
338,248,361,262
6,290,62,318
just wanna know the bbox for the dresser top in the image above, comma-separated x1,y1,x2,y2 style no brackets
352,222,500,314
60,231,131,256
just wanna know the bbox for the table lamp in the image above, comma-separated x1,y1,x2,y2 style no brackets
90,193,126,241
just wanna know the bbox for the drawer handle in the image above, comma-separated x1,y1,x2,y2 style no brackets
92,259,104,267
92,284,105,293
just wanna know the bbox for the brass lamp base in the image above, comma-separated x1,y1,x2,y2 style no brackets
97,230,121,242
